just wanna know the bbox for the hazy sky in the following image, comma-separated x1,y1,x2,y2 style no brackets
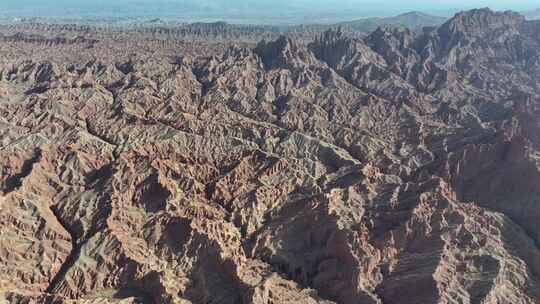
0,0,538,21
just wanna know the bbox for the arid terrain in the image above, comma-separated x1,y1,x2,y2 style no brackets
2,7,540,304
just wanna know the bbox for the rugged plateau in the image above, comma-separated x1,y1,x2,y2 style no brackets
1,8,540,304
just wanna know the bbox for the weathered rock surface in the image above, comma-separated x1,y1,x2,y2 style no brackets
2,8,540,304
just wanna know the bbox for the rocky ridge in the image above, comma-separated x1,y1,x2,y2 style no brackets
0,10,447,45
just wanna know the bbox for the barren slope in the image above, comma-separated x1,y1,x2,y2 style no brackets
1,8,540,304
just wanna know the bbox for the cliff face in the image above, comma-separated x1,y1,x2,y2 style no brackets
2,8,540,304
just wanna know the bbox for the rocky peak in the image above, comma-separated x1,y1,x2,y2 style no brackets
254,35,317,70
309,28,387,70
365,27,421,80
426,8,528,61
439,8,525,37
367,26,415,53
309,28,356,68
223,45,253,59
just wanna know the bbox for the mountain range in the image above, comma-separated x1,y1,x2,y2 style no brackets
2,6,540,304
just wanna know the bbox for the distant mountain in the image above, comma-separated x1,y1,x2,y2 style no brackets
523,8,540,20
338,11,447,32
288,11,447,34
0,10,450,42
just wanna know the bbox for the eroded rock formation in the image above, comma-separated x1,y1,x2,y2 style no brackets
2,8,540,304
